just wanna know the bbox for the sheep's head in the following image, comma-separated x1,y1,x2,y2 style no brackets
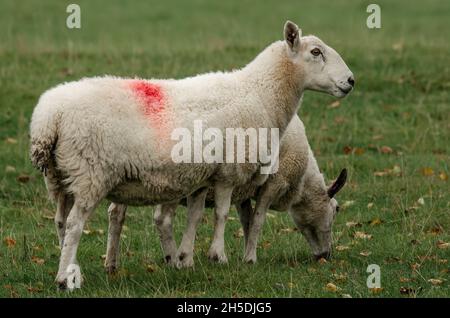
289,168,347,260
283,21,354,98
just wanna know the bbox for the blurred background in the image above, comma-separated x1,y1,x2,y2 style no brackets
0,0,448,297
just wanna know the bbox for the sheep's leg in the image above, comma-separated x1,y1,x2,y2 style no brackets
207,184,234,264
54,192,74,249
243,195,271,264
56,203,94,290
154,203,178,266
176,188,208,268
104,203,127,274
236,199,253,250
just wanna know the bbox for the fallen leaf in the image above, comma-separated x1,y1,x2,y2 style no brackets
436,241,450,249
354,147,365,155
5,165,16,173
372,135,383,140
335,245,350,251
261,240,271,249
4,237,16,248
354,231,372,240
341,294,352,298
5,137,18,144
325,283,338,292
328,100,341,108
16,174,31,183
341,200,355,209
380,146,393,154
333,273,348,282
318,258,328,265
346,221,362,228
287,282,296,289
369,218,382,226
421,167,434,176
399,277,411,283
399,287,416,295
279,228,296,234
428,279,443,286
438,172,448,181
31,256,45,265
417,197,425,206
367,202,374,209
234,228,244,238
359,251,372,257
370,287,383,294
227,216,237,221
343,146,353,154
83,230,92,235
146,264,158,273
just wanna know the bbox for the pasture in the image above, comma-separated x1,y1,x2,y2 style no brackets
0,0,449,297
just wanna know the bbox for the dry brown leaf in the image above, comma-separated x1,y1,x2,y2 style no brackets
341,200,355,209
234,228,244,238
16,174,31,183
5,137,18,144
4,237,16,248
318,257,328,265
399,277,411,283
346,221,362,228
359,251,372,257
261,240,271,249
279,228,296,234
370,287,383,294
354,231,372,240
328,100,341,108
428,279,443,286
335,245,350,251
436,240,450,249
5,166,16,173
367,202,374,209
399,286,416,295
369,218,382,226
421,167,434,176
439,172,448,181
146,264,158,273
325,283,338,292
380,146,393,154
31,256,45,265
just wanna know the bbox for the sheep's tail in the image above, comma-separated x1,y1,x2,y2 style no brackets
29,97,60,175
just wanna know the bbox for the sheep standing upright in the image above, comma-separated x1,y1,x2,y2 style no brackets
30,21,354,288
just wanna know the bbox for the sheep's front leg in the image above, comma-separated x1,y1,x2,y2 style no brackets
56,203,94,290
208,184,234,264
154,203,178,266
176,188,208,268
243,195,271,264
104,203,127,274
236,199,253,250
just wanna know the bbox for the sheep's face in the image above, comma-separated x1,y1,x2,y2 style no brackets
283,21,354,98
289,169,347,260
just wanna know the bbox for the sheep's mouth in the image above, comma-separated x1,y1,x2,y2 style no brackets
337,86,352,95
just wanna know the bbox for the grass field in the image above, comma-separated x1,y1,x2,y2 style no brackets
0,0,449,298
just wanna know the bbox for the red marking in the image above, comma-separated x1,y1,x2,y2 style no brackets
130,81,164,115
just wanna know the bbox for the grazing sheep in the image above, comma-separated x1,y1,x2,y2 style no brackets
106,115,348,271
30,21,353,288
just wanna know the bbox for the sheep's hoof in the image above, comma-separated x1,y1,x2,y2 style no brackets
243,254,257,264
105,265,117,275
208,250,228,264
175,251,195,269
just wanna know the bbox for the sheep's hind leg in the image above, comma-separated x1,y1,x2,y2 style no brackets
208,184,234,264
176,188,208,268
243,195,271,264
236,199,253,251
54,192,74,249
104,203,127,274
154,203,178,266
56,202,95,291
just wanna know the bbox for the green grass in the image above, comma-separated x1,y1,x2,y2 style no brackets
0,0,449,298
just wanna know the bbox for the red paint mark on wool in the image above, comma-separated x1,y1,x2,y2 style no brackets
130,81,165,115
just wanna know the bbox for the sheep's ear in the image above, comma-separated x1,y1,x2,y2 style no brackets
328,168,347,198
284,20,301,52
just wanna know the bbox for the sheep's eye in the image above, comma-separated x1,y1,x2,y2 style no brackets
311,48,321,56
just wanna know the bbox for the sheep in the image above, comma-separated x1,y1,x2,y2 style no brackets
105,115,348,271
29,21,353,288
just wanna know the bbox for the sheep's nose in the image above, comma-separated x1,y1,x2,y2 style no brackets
347,76,355,87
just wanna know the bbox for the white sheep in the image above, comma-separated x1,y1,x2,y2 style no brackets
105,115,348,271
30,21,353,288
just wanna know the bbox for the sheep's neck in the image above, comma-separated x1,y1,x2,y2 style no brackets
241,41,304,135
